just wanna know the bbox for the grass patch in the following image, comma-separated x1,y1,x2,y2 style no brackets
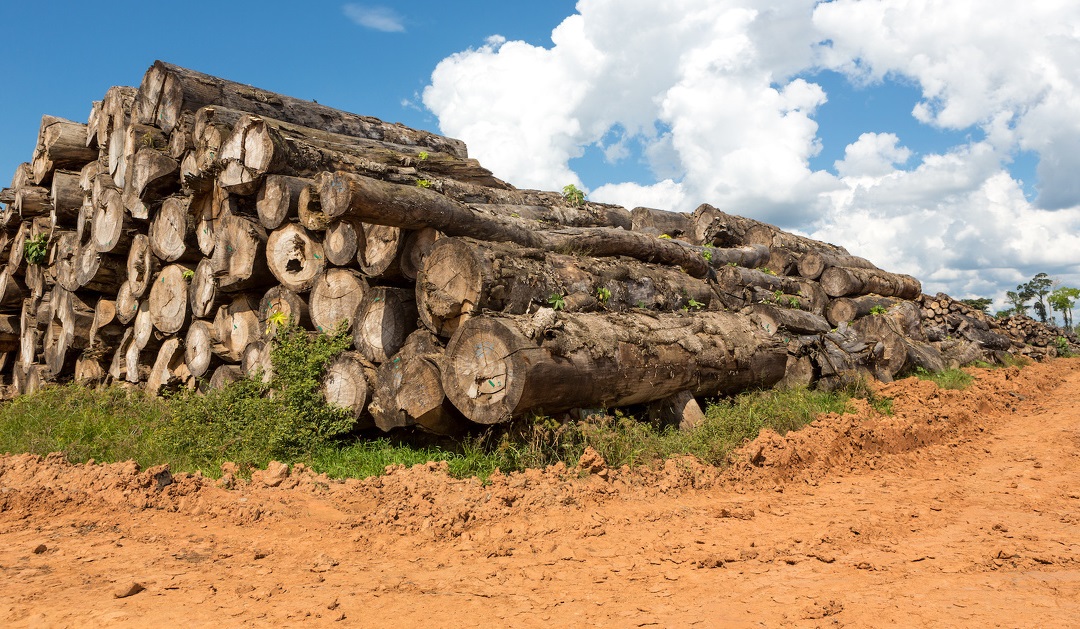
908,367,975,390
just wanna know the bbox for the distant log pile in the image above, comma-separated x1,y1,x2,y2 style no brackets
0,60,1074,430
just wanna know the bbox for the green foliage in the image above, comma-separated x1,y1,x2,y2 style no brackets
869,305,888,315
547,293,566,311
24,234,48,265
562,184,585,207
417,151,429,161
758,267,776,276
596,286,611,304
1049,286,1080,328
787,297,801,309
685,297,704,310
960,297,993,314
415,178,432,188
701,247,713,262
181,268,195,281
1054,336,1072,357
908,367,975,390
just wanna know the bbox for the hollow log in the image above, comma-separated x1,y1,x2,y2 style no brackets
352,286,418,363
416,237,721,338
309,268,368,334
136,60,468,157
368,330,466,435
147,264,192,335
319,172,711,278
825,294,902,326
265,222,325,293
797,251,879,281
256,174,310,230
820,266,922,299
148,195,199,262
442,309,788,424
296,184,330,231
320,351,376,428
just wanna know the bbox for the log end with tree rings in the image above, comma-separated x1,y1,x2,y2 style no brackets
183,319,219,379
442,316,531,424
399,227,439,281
416,237,485,338
320,351,374,425
259,285,311,336
148,195,194,262
309,268,368,334
357,223,403,279
256,175,310,230
324,218,361,266
265,222,326,293
147,264,192,335
352,286,418,364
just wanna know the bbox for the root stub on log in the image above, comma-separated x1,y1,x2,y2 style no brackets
442,309,787,424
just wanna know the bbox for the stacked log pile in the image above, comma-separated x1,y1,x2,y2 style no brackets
0,60,1074,430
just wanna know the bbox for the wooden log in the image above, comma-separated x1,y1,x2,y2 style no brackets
296,183,330,231
184,319,226,378
797,251,879,281
820,266,922,299
0,268,26,311
94,86,138,152
127,147,179,202
115,280,139,324
399,227,440,281
147,195,198,262
357,223,404,280
324,217,362,266
75,242,125,294
131,299,163,353
352,286,417,364
123,234,158,298
210,214,274,292
49,170,84,227
90,180,134,254
320,351,376,428
699,244,771,270
147,264,192,335
211,293,261,362
319,172,711,278
645,390,707,431
631,206,692,240
825,294,902,326
255,174,309,229
849,301,944,381
31,116,98,185
416,236,721,338
0,314,19,353
715,265,827,314
6,222,30,275
146,337,194,395
188,258,226,319
238,339,272,383
264,222,325,293
192,188,227,256
442,309,788,424
435,179,632,228
136,60,469,157
258,285,312,336
368,330,466,435
13,185,51,218
88,298,125,354
745,303,831,337
207,364,244,390
53,232,82,292
309,268,368,334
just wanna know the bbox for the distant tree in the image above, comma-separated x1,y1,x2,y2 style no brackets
1049,286,1080,328
1004,286,1033,316
960,297,992,314
1023,273,1054,324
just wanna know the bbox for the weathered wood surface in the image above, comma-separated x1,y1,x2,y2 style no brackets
820,266,922,299
320,351,376,429
352,286,417,364
368,330,465,435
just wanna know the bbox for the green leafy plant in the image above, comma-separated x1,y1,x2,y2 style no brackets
547,293,566,311
788,297,801,309
181,268,195,281
759,267,775,276
702,248,713,262
416,179,432,188
1054,336,1072,357
24,234,48,265
562,184,585,207
727,262,738,267
417,151,429,161
686,298,704,310
265,310,290,335
596,286,611,305
869,305,888,315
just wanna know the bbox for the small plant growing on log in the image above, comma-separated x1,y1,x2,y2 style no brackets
547,293,566,311
416,179,432,188
658,234,672,239
24,234,48,265
265,310,290,335
562,184,585,207
870,305,888,315
759,267,776,276
702,247,713,262
727,262,738,267
1055,336,1072,357
596,286,611,305
181,269,195,281
788,297,801,309
685,298,704,311
417,151,429,161
772,290,784,304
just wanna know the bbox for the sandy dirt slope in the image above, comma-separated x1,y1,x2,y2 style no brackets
1,359,1079,628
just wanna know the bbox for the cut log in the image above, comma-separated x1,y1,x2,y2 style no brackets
115,280,140,324
91,181,134,254
745,304,831,337
148,195,198,262
265,222,325,293
125,234,158,297
131,299,163,352
127,147,179,202
296,183,330,231
145,337,194,395
698,244,771,270
88,298,125,354
435,180,632,228
0,269,27,311
645,390,707,431
207,364,244,390
146,264,192,335
136,60,469,157
188,258,227,319
323,217,362,266
209,214,274,292
850,301,944,381
259,285,311,336
255,174,309,229
442,309,788,424
399,227,439,281
356,223,403,280
825,294,902,326
368,329,466,435
352,286,417,363
49,170,84,226
94,86,138,152
631,206,692,240
184,319,226,378
797,251,880,281
31,116,97,185
240,339,273,383
319,172,711,278
54,232,82,292
320,351,376,428
309,268,368,333
13,185,51,218
820,266,922,299
211,293,261,362
416,236,721,338
75,242,125,294
715,265,826,314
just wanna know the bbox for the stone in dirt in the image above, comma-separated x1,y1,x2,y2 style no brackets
113,582,145,599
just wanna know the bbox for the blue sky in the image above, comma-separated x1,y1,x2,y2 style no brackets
2,1,1078,315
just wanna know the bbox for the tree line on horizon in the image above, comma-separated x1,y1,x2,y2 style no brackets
959,272,1079,330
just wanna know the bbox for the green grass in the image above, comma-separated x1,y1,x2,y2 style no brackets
908,367,975,390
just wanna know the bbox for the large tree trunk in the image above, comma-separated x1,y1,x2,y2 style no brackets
368,329,466,435
323,217,362,266
441,309,787,424
416,236,722,338
320,351,376,429
796,251,879,281
849,301,944,381
352,286,417,363
825,294,902,326
49,170,84,226
256,175,310,230
265,222,326,293
820,266,922,299
631,206,692,240
714,265,827,315
318,172,711,278
356,223,404,280
136,60,469,157
308,268,368,334
745,303,831,337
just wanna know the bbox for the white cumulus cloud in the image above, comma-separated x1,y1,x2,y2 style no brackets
343,4,405,33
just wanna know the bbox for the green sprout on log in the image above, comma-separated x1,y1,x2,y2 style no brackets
596,286,611,304
562,184,585,207
870,305,888,315
417,151,429,161
181,269,195,281
702,248,713,262
547,293,566,311
416,179,432,188
24,234,48,265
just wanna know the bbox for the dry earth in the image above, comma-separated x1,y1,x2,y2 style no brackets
2,359,1079,627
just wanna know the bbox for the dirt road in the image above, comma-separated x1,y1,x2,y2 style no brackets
1,359,1078,627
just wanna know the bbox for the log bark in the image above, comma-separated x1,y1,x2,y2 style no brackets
442,309,788,424
797,251,879,281
31,116,97,185
148,195,199,262
416,237,721,338
745,304,831,337
715,266,827,314
264,222,325,293
256,175,309,230
825,294,902,327
820,266,922,299
319,172,711,278
352,286,417,363
368,330,466,435
147,264,192,335
309,268,368,334
49,170,84,226
136,61,469,157
320,351,376,428
849,301,944,381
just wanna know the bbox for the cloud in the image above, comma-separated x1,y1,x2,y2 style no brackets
423,0,1080,306
343,4,405,33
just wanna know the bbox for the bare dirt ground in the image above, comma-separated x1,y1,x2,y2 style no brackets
1,359,1079,628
